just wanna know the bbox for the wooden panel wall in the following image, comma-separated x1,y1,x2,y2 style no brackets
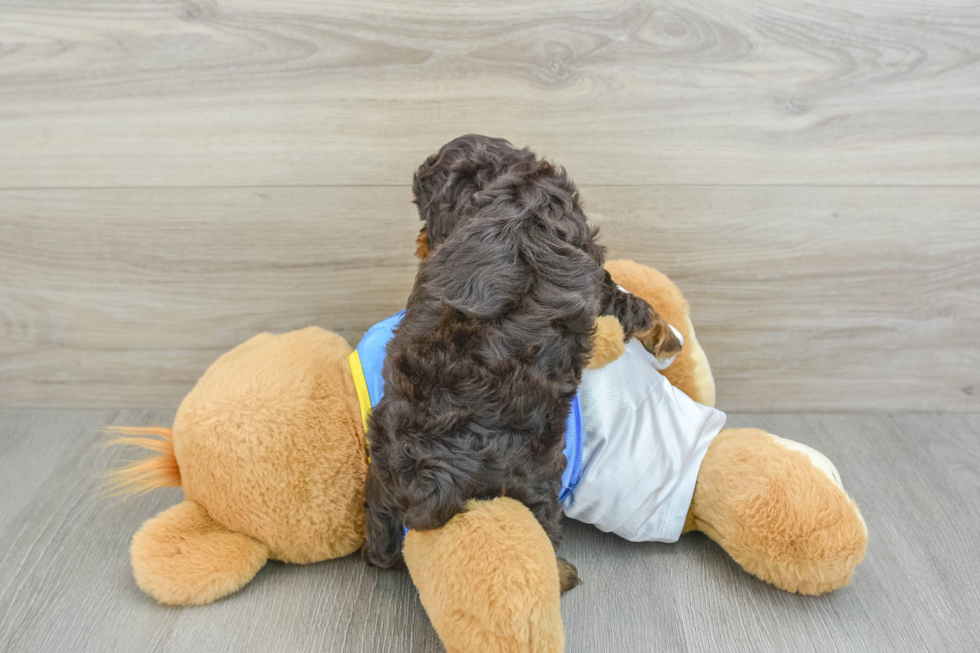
1,0,978,410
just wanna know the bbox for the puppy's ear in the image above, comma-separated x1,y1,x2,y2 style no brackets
424,216,525,319
413,162,441,224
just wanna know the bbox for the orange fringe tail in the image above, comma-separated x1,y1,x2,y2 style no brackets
102,426,181,496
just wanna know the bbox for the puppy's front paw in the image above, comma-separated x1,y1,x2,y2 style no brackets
640,316,683,364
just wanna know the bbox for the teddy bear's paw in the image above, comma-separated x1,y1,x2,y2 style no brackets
131,500,269,605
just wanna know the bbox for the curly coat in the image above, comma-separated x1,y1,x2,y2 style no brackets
361,135,678,573
413,135,667,340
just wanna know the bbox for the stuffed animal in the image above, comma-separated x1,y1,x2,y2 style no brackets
107,260,867,653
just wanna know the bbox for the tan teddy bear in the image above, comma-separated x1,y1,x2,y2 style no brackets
107,261,866,653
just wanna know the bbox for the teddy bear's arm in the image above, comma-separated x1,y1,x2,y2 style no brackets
604,260,716,406
403,498,564,653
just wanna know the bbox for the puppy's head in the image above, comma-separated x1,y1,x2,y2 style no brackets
423,158,600,330
413,134,535,257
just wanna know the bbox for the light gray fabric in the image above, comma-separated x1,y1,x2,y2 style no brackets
562,339,727,542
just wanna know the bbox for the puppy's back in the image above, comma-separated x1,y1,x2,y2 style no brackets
362,140,606,566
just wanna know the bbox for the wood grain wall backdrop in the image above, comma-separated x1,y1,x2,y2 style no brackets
2,0,979,187
3,187,978,410
0,0,978,410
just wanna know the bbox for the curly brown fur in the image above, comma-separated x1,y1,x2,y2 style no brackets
412,134,680,357
362,136,671,573
413,135,536,254
557,557,582,594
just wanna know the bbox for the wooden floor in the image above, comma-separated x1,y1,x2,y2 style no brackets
1,409,978,653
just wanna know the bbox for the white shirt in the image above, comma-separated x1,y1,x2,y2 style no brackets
561,339,726,542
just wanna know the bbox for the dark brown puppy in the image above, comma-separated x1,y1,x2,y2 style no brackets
414,135,681,357
361,136,679,583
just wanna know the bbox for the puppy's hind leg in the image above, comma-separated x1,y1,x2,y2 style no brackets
361,470,405,569
524,486,580,594
556,557,581,594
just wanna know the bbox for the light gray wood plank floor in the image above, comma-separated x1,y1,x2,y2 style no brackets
1,409,977,652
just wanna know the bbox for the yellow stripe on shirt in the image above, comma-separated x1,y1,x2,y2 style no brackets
348,349,373,436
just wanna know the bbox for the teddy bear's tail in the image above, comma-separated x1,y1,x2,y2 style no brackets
102,426,181,495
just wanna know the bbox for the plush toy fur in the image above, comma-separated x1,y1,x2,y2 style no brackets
585,315,626,369
109,327,369,604
107,261,866,653
684,428,867,595
605,260,716,405
404,498,565,653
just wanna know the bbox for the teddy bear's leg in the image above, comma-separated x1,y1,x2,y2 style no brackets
605,260,716,406
130,500,270,606
684,428,867,595
403,498,564,653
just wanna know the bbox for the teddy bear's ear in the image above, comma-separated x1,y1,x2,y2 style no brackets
414,227,431,259
587,316,627,369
